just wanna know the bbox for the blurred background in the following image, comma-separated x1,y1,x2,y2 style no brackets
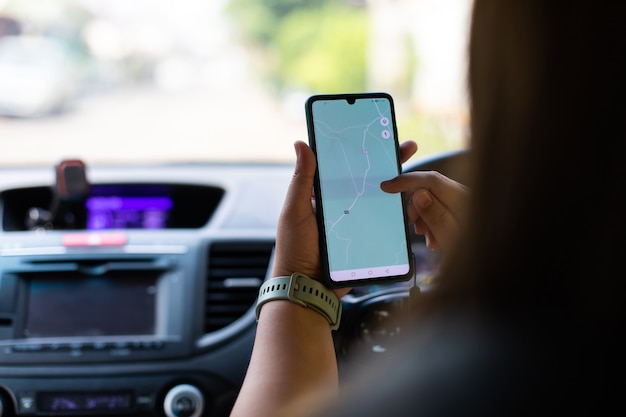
0,0,471,165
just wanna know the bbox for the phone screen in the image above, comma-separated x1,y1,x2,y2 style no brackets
305,93,413,287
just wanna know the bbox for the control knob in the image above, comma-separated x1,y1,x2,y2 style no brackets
163,384,205,417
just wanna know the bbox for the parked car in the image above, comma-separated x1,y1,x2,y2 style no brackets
0,35,80,117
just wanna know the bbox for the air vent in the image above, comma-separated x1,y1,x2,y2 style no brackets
204,241,274,333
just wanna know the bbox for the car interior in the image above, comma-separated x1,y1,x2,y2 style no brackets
0,1,472,416
0,148,469,417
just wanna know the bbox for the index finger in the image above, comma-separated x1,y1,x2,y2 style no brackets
381,170,468,222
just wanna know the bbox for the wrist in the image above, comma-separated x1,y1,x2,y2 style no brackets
271,267,320,281
256,272,342,330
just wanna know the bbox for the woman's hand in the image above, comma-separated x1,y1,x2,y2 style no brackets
272,139,419,297
381,170,468,252
271,140,321,280
230,139,421,417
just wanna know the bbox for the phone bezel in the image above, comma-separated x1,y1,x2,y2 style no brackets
305,92,414,288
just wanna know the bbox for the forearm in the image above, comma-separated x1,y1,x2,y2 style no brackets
230,300,339,417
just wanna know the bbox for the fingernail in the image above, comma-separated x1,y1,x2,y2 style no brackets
416,191,432,208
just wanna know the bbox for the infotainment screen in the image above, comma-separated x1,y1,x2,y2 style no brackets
38,391,133,413
23,272,157,339
85,196,173,230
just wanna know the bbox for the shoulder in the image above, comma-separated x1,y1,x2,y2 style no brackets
320,311,615,416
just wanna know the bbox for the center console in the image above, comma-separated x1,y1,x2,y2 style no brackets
0,232,272,417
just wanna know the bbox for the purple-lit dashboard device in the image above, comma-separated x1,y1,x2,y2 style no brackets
86,196,173,230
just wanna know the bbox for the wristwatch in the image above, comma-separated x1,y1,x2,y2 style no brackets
256,272,342,330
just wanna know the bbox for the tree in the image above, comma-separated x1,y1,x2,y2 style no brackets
226,0,368,93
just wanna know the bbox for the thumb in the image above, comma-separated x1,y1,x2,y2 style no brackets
281,140,316,216
292,140,316,200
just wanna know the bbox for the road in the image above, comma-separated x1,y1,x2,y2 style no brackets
1,85,308,166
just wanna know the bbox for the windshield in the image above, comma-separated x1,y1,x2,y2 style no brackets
0,0,471,166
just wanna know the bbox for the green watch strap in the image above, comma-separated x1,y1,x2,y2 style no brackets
256,272,342,330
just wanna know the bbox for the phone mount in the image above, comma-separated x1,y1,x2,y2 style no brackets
27,159,90,230
49,159,90,229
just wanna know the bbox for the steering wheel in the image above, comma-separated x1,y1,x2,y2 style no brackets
332,149,470,365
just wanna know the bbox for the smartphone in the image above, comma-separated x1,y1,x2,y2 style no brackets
305,92,414,288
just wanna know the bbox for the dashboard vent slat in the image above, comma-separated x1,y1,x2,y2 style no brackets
204,241,274,333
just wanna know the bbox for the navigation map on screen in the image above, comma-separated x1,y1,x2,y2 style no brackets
308,94,412,283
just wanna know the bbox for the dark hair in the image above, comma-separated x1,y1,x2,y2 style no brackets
435,0,626,323
323,1,626,415
421,0,626,410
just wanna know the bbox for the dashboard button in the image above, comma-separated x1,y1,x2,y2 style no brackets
62,233,127,247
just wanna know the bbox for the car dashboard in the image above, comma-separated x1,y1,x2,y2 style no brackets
0,150,468,417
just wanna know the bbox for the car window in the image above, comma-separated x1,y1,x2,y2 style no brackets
0,0,471,166
0,3,472,414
